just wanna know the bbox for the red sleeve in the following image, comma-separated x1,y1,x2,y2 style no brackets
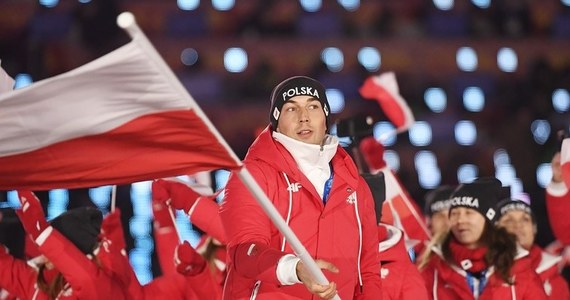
37,227,123,300
548,272,570,300
100,209,126,251
189,197,226,244
143,265,223,300
183,261,223,299
545,188,570,245
96,238,140,298
0,245,36,299
153,225,179,276
419,259,437,300
400,262,429,300
141,275,186,299
354,179,383,299
219,164,285,284
227,242,286,283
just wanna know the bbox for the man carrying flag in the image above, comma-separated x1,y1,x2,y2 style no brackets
220,76,382,299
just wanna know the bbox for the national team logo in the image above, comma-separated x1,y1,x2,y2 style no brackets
486,208,496,221
273,107,280,121
346,192,357,205
460,259,473,270
287,182,301,192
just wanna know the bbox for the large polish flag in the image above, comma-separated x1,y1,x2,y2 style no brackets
0,61,14,93
0,15,241,191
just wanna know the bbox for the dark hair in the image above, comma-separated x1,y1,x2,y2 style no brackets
37,264,66,300
202,239,224,275
442,221,517,283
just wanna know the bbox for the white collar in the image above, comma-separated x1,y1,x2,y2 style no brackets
273,131,338,198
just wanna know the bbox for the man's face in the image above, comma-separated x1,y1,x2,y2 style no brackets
276,95,327,145
449,207,486,249
497,210,535,250
429,209,450,237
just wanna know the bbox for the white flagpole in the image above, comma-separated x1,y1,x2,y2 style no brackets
116,13,339,299
166,201,183,243
110,185,117,212
237,168,339,296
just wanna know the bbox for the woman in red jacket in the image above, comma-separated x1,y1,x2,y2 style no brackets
495,198,570,299
0,191,128,300
419,178,547,300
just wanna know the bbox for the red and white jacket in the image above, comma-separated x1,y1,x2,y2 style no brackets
528,245,570,300
0,227,127,300
378,224,428,300
421,245,548,300
545,181,570,246
220,127,382,299
151,222,224,299
101,209,223,300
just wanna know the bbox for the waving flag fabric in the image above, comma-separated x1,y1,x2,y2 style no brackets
380,167,431,246
0,23,240,191
359,72,415,133
0,61,14,93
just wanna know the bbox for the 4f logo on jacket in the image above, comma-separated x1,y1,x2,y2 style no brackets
287,182,301,192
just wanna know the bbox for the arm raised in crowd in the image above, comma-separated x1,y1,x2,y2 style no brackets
16,190,127,300
0,244,37,299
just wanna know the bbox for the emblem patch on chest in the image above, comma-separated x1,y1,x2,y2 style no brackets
346,192,357,205
287,182,302,192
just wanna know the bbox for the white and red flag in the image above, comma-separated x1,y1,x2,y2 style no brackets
0,16,241,191
380,169,431,247
359,72,415,133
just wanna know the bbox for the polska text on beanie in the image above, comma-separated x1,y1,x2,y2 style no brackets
269,76,330,131
424,185,455,217
449,177,502,222
495,199,535,224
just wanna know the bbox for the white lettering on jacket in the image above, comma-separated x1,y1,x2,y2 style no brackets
282,87,320,100
287,182,301,192
450,196,479,208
